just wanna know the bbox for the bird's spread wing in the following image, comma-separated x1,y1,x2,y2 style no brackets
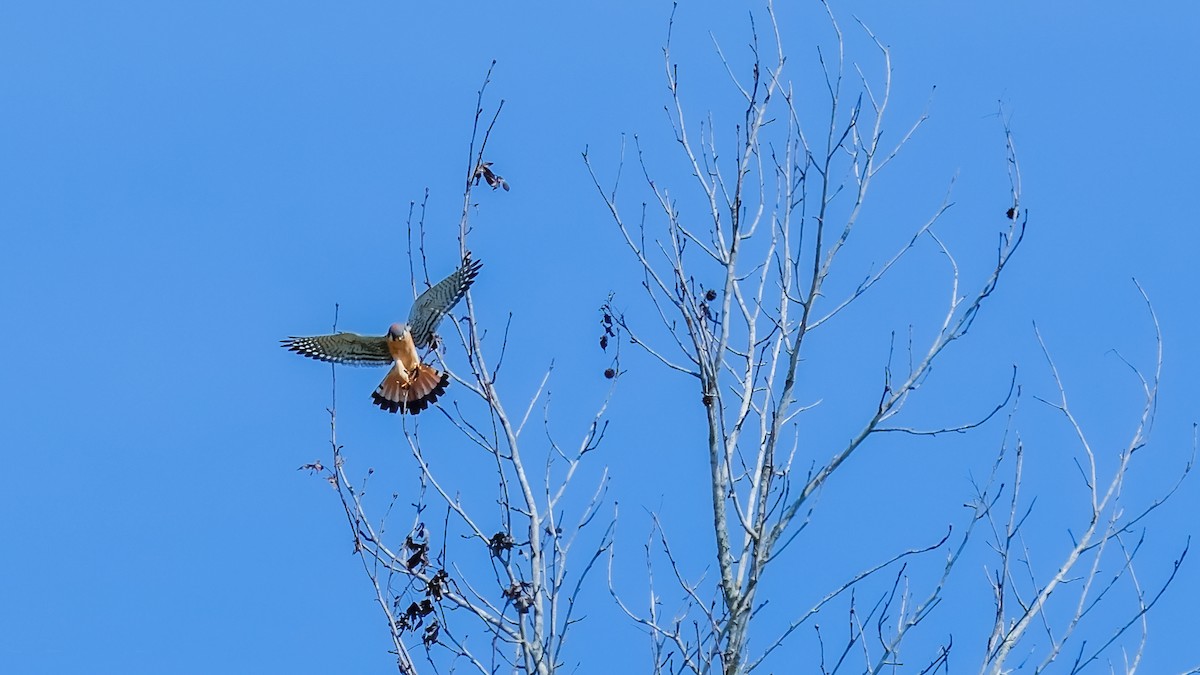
408,253,483,349
281,332,393,366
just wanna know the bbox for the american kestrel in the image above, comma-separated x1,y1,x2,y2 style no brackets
282,254,483,414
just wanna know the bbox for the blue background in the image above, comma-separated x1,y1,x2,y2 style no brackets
2,2,1197,672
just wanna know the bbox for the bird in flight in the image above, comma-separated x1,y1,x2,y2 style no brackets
282,254,483,414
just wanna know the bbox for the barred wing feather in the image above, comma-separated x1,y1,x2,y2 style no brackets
408,254,483,349
281,332,392,366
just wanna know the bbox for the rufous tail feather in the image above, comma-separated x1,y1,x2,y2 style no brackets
371,364,449,414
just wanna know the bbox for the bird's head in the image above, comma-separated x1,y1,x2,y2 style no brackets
387,323,409,341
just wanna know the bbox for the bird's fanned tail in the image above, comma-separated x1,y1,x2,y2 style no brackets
371,364,450,414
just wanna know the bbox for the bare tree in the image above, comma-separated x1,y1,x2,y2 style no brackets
292,3,1193,673
583,2,1191,674
974,290,1192,675
301,64,613,674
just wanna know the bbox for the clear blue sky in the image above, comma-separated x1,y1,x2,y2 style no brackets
2,2,1198,672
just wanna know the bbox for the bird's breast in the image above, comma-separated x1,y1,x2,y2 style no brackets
388,331,421,371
